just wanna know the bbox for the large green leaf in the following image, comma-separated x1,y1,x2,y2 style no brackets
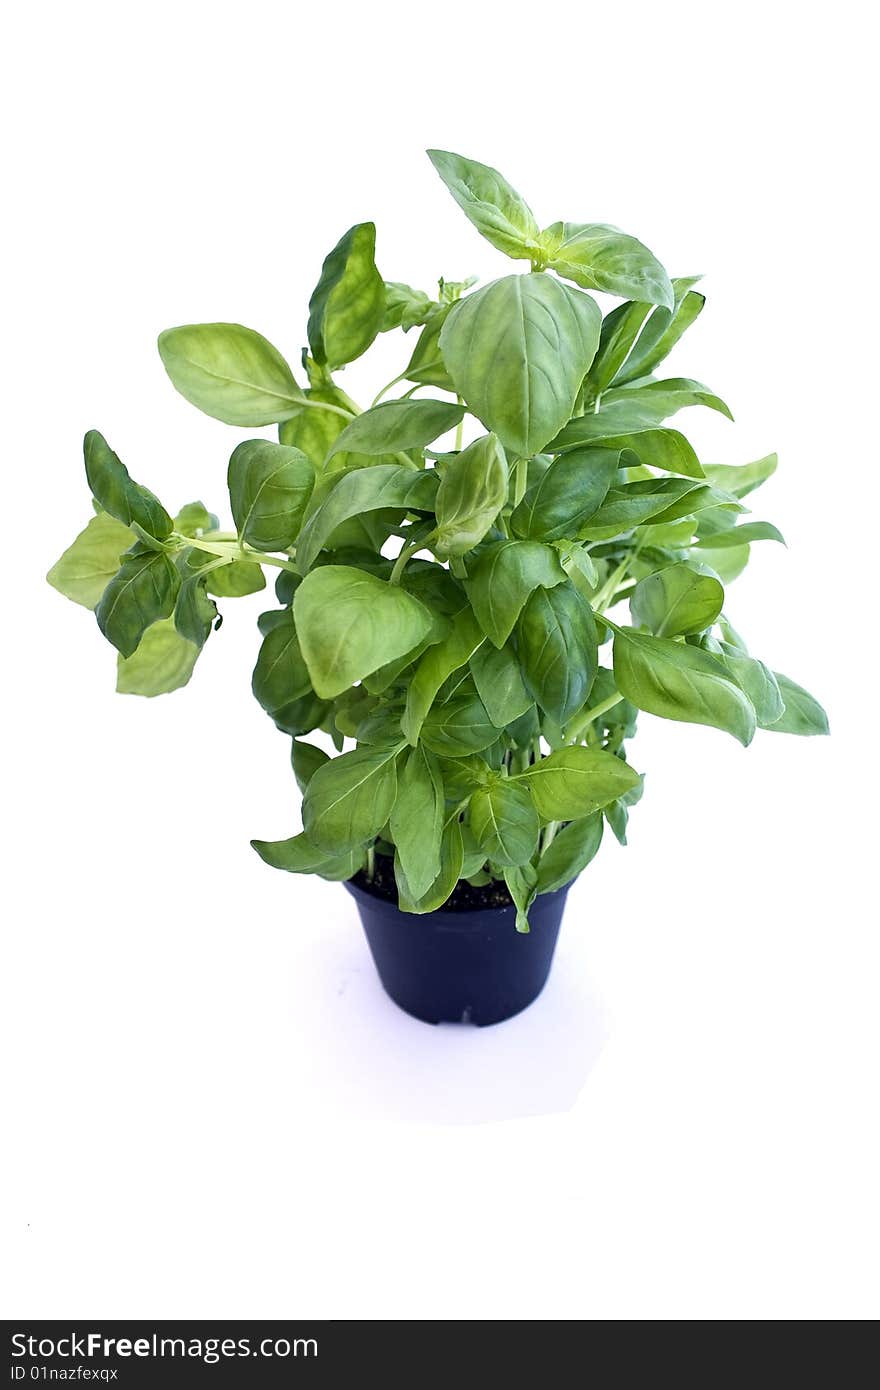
511,447,619,540
582,300,653,397
401,607,485,744
469,779,540,867
381,281,436,332
174,574,218,650
700,453,777,500
116,617,199,697
389,747,445,898
420,684,499,756
251,610,316,733
227,440,315,551
83,431,172,539
535,815,604,894
515,746,639,820
303,743,401,851
158,323,303,425
703,638,784,727
540,221,673,308
612,626,756,745
439,274,601,456
251,831,363,882
693,520,784,549
395,815,464,915
465,540,566,647
434,434,507,557
47,510,135,609
468,640,532,727
307,222,385,368
599,377,733,426
96,549,180,658
630,563,725,637
293,565,433,699
765,673,829,736
326,398,464,462
291,740,331,794
555,427,704,480
403,307,455,390
517,583,598,724
577,478,707,539
296,464,438,572
427,149,542,260
613,276,704,385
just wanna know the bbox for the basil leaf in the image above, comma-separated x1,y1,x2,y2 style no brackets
535,815,604,894
693,520,785,548
703,639,784,727
511,447,619,540
158,323,303,425
465,540,566,647
403,307,455,390
434,433,507,556
83,430,172,539
251,831,363,881
541,221,674,308
291,740,331,794
381,281,437,332
296,464,438,573
582,300,653,398
516,746,639,820
439,274,601,457
427,149,542,260
599,377,734,426
395,816,464,915
205,560,266,597
174,574,218,649
226,440,314,551
605,773,645,845
517,583,598,724
293,565,434,699
700,453,777,500
47,510,135,609
251,609,317,733
613,276,705,385
96,549,180,657
307,223,384,368
421,684,499,757
326,398,464,462
468,640,532,727
303,743,401,851
578,478,705,539
469,780,540,868
556,427,704,480
116,617,199,697
389,747,445,898
503,862,538,933
402,607,485,744
612,627,756,745
765,673,829,736
278,385,349,470
630,563,725,637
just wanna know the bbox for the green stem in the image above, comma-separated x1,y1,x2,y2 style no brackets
542,821,559,852
512,456,528,507
566,690,622,742
176,534,299,574
454,396,464,451
372,373,407,407
300,398,355,421
365,845,376,881
592,537,646,613
389,535,429,585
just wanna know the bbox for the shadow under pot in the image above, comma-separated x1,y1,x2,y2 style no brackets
343,875,573,1027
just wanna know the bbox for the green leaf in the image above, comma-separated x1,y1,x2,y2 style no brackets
427,149,542,260
403,308,455,390
556,427,704,480
469,779,540,867
613,276,705,385
630,563,725,637
605,773,645,845
765,673,829,736
174,574,218,649
434,433,507,556
421,683,499,757
291,740,330,794
582,300,654,397
693,520,785,548
439,274,601,456
47,510,135,609
516,746,639,820
307,223,385,368
158,323,303,425
468,640,532,727
700,453,777,500
536,815,604,894
226,439,315,551
251,831,362,881
503,861,538,933
464,540,566,647
540,221,673,308
303,743,400,851
389,747,445,898
296,465,438,573
612,627,756,745
599,377,733,426
578,478,706,539
205,560,266,597
83,430,172,539
511,447,619,540
381,281,436,332
395,815,464,914
402,607,485,744
517,583,598,724
115,617,199,697
703,639,784,727
278,386,348,471
174,501,219,537
326,398,464,462
251,609,316,733
293,565,434,699
96,549,180,658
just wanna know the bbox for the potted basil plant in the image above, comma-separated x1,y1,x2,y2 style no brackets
48,150,827,1026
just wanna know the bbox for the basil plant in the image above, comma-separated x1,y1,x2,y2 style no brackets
48,150,827,930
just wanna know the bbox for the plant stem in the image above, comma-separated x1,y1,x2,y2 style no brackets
365,845,376,880
176,534,299,574
566,690,623,742
300,398,355,421
389,535,428,584
372,374,407,407
592,537,646,613
455,397,464,451
513,456,528,507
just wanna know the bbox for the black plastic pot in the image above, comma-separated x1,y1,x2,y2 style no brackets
343,879,572,1026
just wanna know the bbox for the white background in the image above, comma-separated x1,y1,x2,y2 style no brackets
2,0,876,1320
